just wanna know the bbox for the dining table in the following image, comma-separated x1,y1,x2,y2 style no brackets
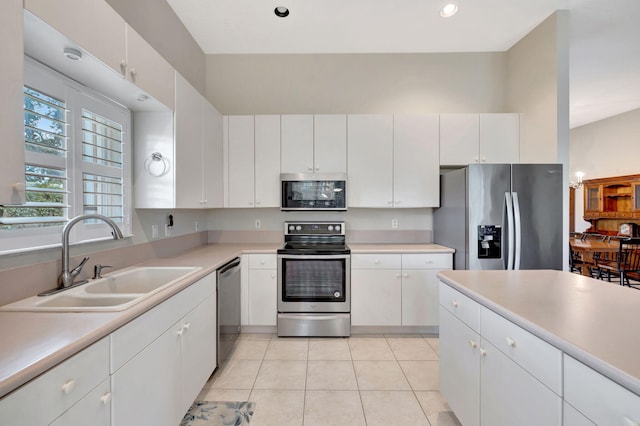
570,238,620,276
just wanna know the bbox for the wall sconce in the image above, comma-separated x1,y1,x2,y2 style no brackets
570,171,584,189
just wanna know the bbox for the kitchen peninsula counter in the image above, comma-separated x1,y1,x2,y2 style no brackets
437,269,640,397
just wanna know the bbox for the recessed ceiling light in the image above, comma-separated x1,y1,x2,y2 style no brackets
274,6,289,17
63,47,82,61
440,3,459,18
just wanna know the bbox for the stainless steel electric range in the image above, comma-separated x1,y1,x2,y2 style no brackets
277,221,351,337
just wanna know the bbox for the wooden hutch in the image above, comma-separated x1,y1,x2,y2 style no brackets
583,174,640,235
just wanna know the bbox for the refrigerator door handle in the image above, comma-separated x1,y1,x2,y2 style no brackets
512,192,522,270
504,192,515,270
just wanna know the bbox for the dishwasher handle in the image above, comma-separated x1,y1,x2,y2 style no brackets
218,257,241,275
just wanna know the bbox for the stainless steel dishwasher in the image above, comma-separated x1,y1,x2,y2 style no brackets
216,257,241,367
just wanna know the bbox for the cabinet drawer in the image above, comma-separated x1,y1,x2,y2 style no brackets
564,355,640,425
402,253,452,269
481,307,562,395
111,273,215,372
438,282,480,333
0,337,109,424
351,254,401,269
249,254,277,269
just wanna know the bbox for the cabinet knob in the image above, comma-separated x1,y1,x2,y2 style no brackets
480,348,488,357
256,201,261,205
249,201,253,205
481,157,487,162
271,273,276,279
260,260,265,265
177,327,184,336
451,300,459,308
473,157,479,163
183,322,190,331
308,167,313,171
120,59,127,74
403,273,409,278
100,392,112,405
374,260,380,265
506,337,516,348
129,68,137,79
61,380,76,395
387,201,393,205
424,260,433,264
395,200,400,205
396,273,401,278
469,339,478,349
314,167,320,171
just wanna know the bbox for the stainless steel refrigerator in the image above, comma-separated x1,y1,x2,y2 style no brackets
433,164,563,270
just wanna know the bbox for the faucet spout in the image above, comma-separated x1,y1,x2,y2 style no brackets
59,214,124,288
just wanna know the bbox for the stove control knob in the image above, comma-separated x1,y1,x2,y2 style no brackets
288,225,295,232
328,225,334,231
296,225,302,231
334,225,341,232
334,291,341,298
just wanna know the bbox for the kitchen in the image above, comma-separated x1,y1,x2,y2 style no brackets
1,0,640,425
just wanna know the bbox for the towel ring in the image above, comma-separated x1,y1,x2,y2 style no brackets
144,152,169,177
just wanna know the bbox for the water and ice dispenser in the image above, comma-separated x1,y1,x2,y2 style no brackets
477,225,502,259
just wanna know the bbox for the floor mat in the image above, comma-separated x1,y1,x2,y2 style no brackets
181,401,255,426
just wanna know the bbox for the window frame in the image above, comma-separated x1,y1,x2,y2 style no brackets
0,58,132,254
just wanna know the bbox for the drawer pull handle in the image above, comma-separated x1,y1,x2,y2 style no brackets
100,392,112,405
479,348,488,357
451,300,459,308
469,340,478,348
623,417,640,426
506,337,516,348
61,380,76,395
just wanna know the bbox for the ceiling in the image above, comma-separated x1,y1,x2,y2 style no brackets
166,0,640,128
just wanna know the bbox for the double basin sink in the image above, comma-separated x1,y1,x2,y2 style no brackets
0,266,202,312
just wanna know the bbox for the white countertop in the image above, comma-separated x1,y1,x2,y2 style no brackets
437,269,640,396
0,242,453,398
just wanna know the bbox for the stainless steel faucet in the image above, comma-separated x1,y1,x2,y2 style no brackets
58,214,124,288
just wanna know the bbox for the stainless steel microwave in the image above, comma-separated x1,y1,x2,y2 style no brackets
280,173,347,211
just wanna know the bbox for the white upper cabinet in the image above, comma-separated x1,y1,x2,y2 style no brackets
440,113,520,166
0,0,25,204
24,0,174,109
202,99,224,208
281,114,347,174
479,113,520,164
393,114,440,207
347,114,394,207
254,115,281,208
348,114,440,208
226,116,255,208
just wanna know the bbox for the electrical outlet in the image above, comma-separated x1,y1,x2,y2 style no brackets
151,225,159,239
195,221,200,231
255,219,261,229
391,219,398,229
164,224,171,237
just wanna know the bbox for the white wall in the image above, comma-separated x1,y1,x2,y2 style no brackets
570,107,640,231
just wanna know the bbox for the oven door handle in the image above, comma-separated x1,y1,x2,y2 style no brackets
278,254,351,260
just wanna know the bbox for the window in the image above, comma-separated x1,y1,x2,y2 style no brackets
0,58,131,253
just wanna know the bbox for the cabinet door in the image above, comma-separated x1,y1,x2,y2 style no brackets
439,308,480,426
347,115,394,207
584,185,602,212
351,269,401,326
255,115,281,207
0,0,24,204
314,114,347,173
393,114,440,207
111,320,182,426
281,114,314,173
175,73,204,208
202,99,224,208
439,113,479,166
24,0,126,75
563,402,596,426
480,340,561,426
401,270,440,326
479,113,519,163
50,378,111,426
227,116,256,207
181,294,217,414
248,269,277,326
125,24,175,109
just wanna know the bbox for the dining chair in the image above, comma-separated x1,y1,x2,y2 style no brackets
595,238,640,288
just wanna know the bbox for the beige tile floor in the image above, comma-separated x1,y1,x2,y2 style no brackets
198,334,462,426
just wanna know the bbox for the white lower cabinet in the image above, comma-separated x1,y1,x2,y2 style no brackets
564,354,640,426
563,402,596,426
439,282,562,426
110,273,217,425
0,337,110,425
351,253,452,327
243,254,277,327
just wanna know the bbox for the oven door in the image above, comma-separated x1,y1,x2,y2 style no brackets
278,254,350,313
